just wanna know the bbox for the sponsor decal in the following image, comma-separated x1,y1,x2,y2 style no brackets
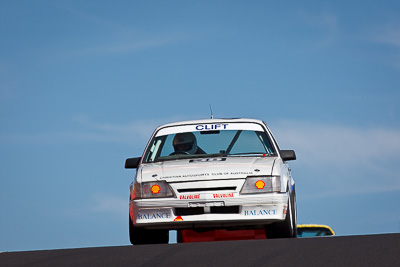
174,216,183,221
182,173,210,178
230,171,253,175
161,171,253,179
255,180,265,189
195,124,228,131
244,209,277,216
161,175,183,179
161,173,210,179
138,212,171,220
213,193,234,198
180,194,200,200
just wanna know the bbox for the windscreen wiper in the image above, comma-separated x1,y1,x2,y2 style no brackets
227,152,268,156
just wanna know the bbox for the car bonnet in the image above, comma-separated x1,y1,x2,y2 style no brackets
139,157,276,182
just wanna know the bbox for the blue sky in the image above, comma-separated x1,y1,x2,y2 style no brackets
1,0,400,251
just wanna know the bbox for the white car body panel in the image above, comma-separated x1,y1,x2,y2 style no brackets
140,157,275,182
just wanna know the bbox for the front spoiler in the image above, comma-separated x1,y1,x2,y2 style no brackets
130,192,288,230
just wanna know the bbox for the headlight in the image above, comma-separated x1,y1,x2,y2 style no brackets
135,181,174,199
240,176,281,194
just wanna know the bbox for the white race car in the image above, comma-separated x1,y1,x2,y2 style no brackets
125,118,297,244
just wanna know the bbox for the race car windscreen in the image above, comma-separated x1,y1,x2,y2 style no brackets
143,129,276,163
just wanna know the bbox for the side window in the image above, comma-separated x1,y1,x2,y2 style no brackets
159,134,175,157
143,135,168,162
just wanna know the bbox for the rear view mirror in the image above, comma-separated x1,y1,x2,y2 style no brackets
125,157,141,169
280,150,296,161
200,130,220,135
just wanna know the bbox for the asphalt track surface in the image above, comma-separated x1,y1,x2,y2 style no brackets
1,233,399,267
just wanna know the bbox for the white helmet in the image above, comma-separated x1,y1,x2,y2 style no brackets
173,132,197,154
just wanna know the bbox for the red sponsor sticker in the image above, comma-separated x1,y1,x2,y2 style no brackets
213,193,234,198
180,194,200,200
174,216,183,221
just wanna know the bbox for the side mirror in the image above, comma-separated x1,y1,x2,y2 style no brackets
280,150,296,161
125,157,141,169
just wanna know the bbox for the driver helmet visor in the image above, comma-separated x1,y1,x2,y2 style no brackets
174,142,193,152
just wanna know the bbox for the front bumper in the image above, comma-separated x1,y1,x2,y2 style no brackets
130,192,289,230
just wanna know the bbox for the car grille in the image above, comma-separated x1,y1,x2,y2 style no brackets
175,207,204,216
175,206,239,216
210,206,239,213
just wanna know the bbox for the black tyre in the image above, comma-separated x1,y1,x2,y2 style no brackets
291,190,297,237
176,230,183,243
265,192,297,239
129,216,169,245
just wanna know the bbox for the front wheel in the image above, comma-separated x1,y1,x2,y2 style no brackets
265,193,297,239
129,216,169,245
